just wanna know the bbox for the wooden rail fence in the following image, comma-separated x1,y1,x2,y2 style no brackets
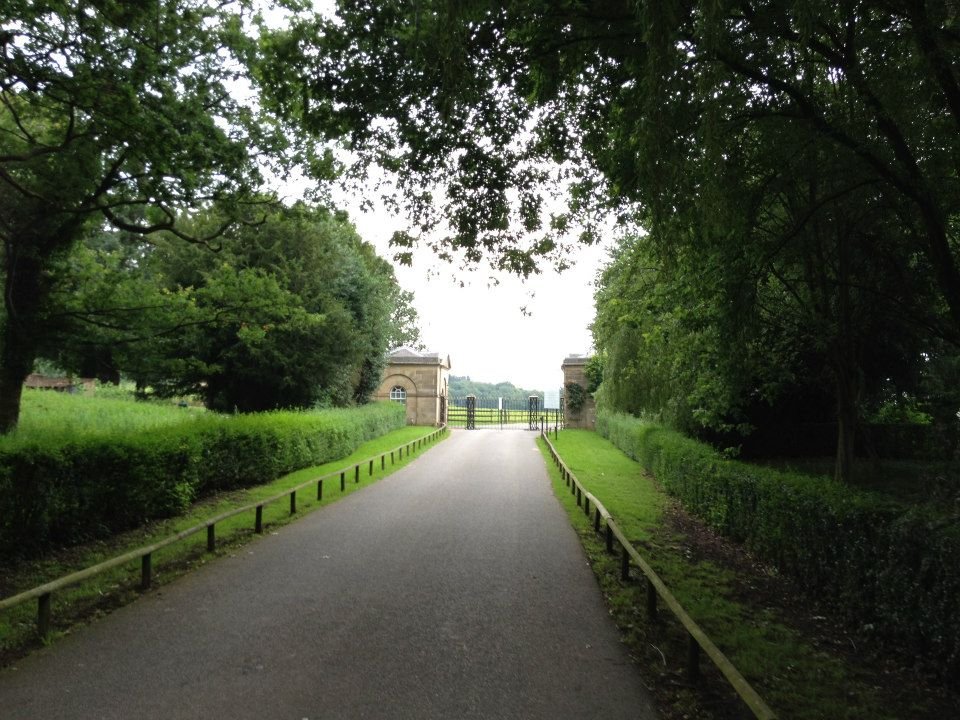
0,426,448,639
540,428,777,720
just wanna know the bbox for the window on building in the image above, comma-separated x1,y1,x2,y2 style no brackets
390,386,407,403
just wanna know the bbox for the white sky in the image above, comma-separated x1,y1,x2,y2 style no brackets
335,189,609,392
261,1,610,392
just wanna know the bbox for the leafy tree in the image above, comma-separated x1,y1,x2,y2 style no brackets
262,2,960,478
0,0,296,431
124,204,418,411
266,1,960,331
38,227,187,385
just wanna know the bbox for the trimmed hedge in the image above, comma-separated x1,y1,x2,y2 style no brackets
0,403,405,557
597,411,960,685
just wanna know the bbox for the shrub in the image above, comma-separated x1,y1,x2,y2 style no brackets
0,402,405,557
597,411,960,686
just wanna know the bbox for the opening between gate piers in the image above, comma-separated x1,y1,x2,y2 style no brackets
446,394,562,431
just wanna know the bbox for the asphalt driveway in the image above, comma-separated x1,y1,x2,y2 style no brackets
0,429,658,719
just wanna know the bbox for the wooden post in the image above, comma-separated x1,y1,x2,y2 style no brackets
647,578,658,620
340,472,345,491
207,524,215,552
605,523,614,553
620,545,629,581
317,479,323,501
687,634,701,683
576,486,582,506
381,455,385,470
390,451,394,465
594,508,601,532
584,496,590,516
37,592,51,638
355,465,360,484
369,459,373,476
255,505,263,533
290,490,297,514
141,553,152,590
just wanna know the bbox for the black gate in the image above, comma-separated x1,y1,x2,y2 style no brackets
447,394,563,430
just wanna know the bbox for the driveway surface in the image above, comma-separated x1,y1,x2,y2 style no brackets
0,430,658,719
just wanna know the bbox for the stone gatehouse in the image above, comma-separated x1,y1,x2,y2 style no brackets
375,347,450,426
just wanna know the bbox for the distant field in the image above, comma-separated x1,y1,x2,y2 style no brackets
3,389,201,445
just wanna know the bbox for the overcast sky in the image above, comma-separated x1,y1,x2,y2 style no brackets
267,2,610,392
337,192,610,392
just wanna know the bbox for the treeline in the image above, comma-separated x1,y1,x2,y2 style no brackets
0,2,420,435
41,203,419,413
247,3,960,483
448,376,543,405
592,227,960,479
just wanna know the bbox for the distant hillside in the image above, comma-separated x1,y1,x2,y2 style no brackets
448,376,543,405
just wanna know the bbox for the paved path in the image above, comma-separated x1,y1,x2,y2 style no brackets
0,430,658,719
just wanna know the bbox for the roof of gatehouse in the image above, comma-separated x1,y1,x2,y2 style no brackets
561,354,591,367
388,346,451,369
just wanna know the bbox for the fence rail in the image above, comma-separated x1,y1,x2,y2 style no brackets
0,426,448,638
540,429,777,720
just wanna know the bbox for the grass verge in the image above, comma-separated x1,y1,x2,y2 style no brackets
538,429,956,720
0,424,445,666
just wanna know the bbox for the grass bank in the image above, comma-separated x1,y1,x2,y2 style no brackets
1,424,445,666
538,429,955,720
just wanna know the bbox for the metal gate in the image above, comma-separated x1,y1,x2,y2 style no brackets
446,394,563,431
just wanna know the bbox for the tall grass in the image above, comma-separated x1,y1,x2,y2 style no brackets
4,389,201,446
0,392,406,556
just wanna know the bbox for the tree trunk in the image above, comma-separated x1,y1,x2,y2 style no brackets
832,223,859,483
0,251,46,434
834,364,858,482
0,360,27,434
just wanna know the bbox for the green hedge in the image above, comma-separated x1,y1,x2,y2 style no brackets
0,403,405,557
596,411,960,685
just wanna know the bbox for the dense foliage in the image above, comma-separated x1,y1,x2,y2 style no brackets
261,1,960,479
0,0,309,432
44,204,420,411
597,411,960,686
0,394,405,556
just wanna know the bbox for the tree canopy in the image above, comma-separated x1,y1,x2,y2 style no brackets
262,1,960,478
45,204,420,412
0,0,297,430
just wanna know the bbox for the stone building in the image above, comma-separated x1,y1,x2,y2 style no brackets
561,355,596,429
375,347,451,426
